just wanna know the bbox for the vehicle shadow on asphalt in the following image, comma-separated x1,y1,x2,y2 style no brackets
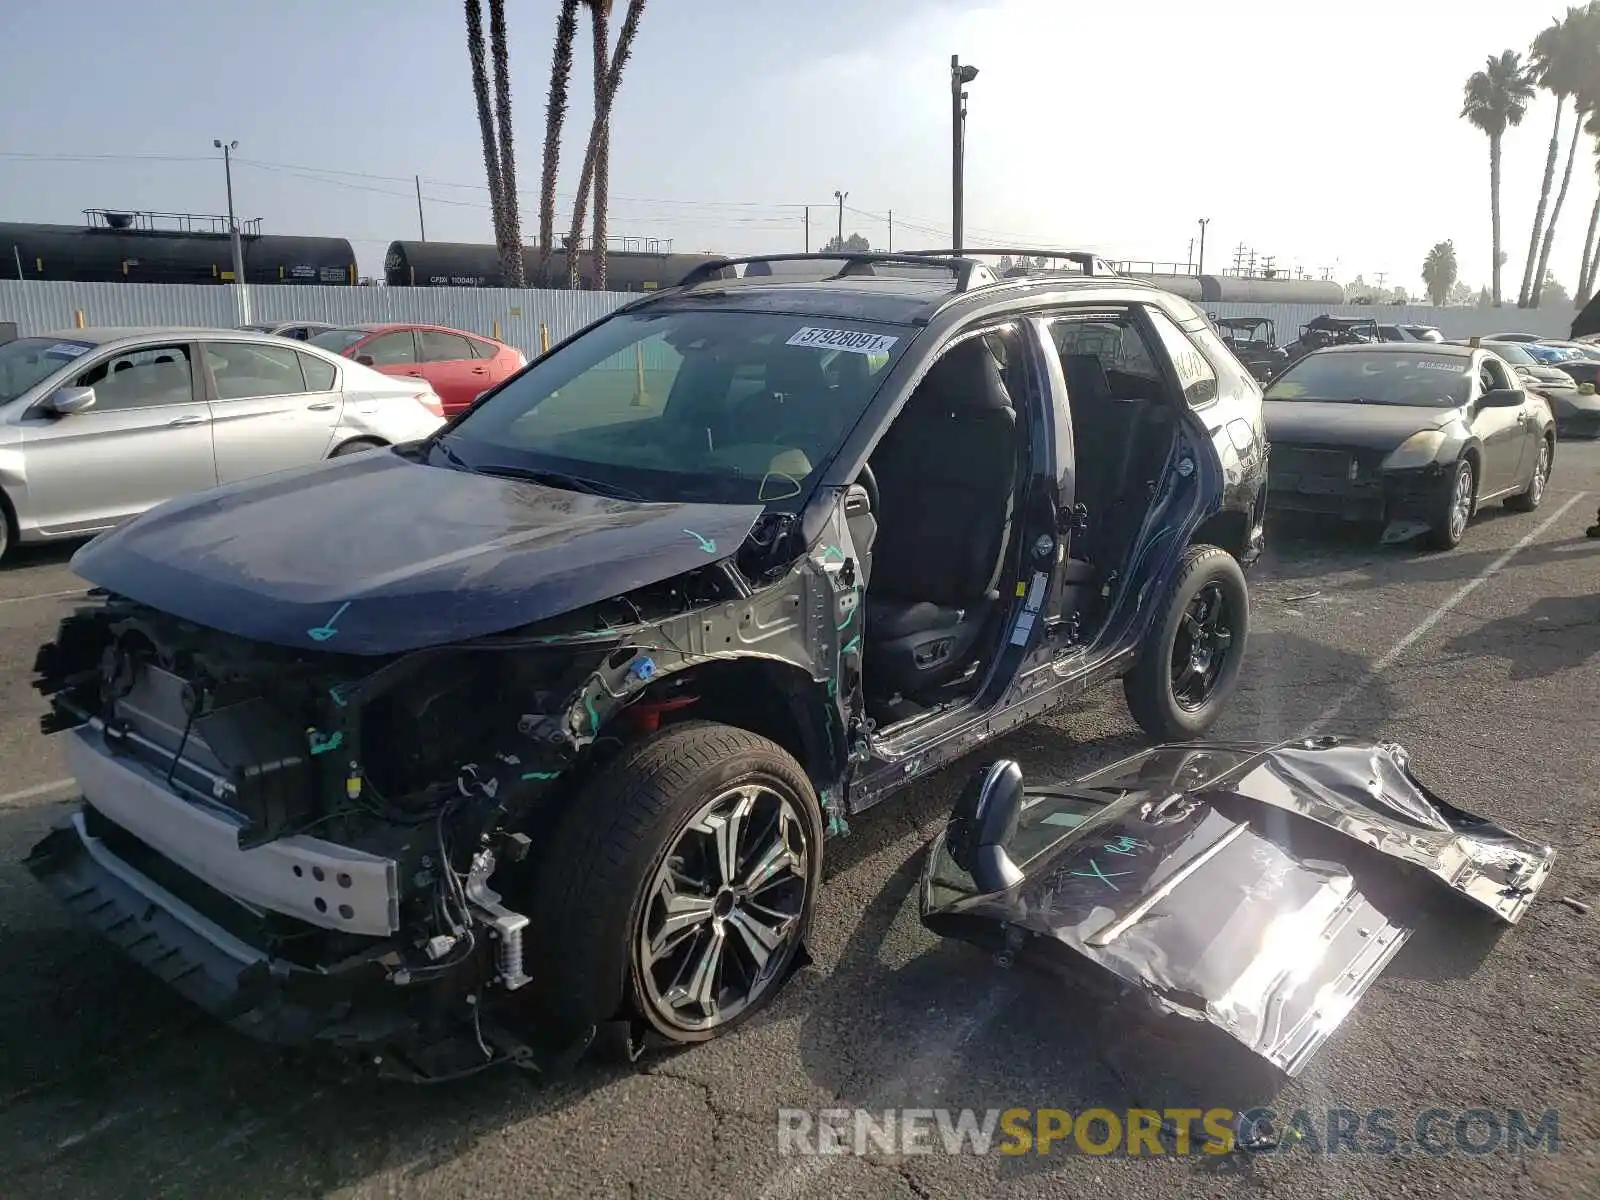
1438,593,1600,682
1260,511,1599,591
1,540,84,571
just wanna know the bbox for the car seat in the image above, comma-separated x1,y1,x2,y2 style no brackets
864,339,1019,698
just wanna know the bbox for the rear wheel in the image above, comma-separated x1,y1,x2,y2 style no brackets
525,721,823,1048
1424,458,1475,549
1123,544,1250,741
0,488,14,564
1504,437,1552,512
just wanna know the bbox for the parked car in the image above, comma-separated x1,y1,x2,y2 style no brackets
1211,316,1287,381
1529,338,1600,394
1479,339,1600,437
26,250,1267,1079
241,321,340,342
1263,342,1554,549
0,327,445,561
1283,314,1381,364
1375,323,1444,343
310,323,526,416
1468,339,1590,430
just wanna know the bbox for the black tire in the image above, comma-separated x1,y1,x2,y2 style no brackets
1423,457,1476,550
329,437,385,457
1505,436,1553,513
0,488,12,564
1123,544,1250,741
523,721,824,1048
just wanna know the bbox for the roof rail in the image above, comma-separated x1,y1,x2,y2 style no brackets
674,252,998,292
902,248,1120,278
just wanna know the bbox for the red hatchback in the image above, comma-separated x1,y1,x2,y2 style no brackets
310,323,526,416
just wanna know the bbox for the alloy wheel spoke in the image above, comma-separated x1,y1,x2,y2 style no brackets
741,815,801,893
1173,662,1201,695
727,905,788,971
650,887,718,962
683,923,726,1018
700,791,754,889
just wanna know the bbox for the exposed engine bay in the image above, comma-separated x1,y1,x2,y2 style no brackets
26,534,847,1080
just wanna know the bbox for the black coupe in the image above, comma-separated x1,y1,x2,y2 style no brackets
1263,342,1555,549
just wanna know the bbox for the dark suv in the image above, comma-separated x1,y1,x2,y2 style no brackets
26,250,1269,1081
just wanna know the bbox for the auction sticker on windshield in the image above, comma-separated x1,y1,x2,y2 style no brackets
46,342,91,358
1415,360,1461,372
786,327,900,355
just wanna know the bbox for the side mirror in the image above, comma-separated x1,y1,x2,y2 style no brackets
47,386,97,415
1481,388,1524,408
356,354,376,367
946,760,1026,894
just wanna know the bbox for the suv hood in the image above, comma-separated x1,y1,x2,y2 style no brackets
920,738,1553,1076
70,449,766,655
1263,400,1457,453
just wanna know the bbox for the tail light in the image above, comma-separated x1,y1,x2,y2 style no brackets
414,391,444,418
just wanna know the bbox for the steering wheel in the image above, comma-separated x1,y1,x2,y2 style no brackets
854,462,880,513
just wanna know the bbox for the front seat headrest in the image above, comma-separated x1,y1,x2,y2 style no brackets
924,339,1013,413
1063,353,1112,400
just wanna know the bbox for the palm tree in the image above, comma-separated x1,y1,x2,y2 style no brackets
1519,6,1598,307
567,0,646,290
488,0,524,287
465,1,505,266
1422,241,1459,307
586,1,612,291
1462,50,1536,307
536,1,581,284
1576,104,1600,301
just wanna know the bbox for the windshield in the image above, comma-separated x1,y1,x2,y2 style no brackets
440,309,910,505
1520,343,1571,364
0,337,95,405
1264,350,1472,407
309,328,370,353
1487,343,1536,367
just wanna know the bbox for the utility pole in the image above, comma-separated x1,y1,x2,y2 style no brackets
803,206,810,252
214,139,248,322
415,175,427,241
1196,217,1210,275
1187,237,1195,273
951,55,979,252
1375,270,1387,288
888,210,894,252
834,190,848,246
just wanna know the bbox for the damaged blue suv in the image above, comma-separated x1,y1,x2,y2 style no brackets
27,250,1268,1080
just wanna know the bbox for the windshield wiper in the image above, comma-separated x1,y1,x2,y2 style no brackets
476,464,645,501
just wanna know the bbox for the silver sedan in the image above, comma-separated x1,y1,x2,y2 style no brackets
0,326,447,561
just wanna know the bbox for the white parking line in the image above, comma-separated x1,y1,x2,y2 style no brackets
0,777,76,807
1307,490,1587,735
0,589,83,607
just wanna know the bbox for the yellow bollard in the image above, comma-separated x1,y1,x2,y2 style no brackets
539,322,550,355
74,309,85,329
492,319,502,342
632,343,649,406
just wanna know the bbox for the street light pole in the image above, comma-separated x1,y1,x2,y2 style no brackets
951,56,978,252
834,190,848,245
1196,217,1210,276
215,139,249,322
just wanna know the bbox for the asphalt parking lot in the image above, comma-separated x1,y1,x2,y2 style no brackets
2,446,1599,1200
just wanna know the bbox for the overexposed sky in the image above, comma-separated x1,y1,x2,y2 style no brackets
0,0,1582,296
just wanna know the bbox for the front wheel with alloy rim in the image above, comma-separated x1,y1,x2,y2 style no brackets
524,721,823,1050
1505,437,1552,513
1424,457,1476,549
1123,543,1250,741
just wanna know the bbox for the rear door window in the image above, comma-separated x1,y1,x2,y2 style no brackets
1145,308,1220,408
205,342,310,400
298,352,337,392
418,330,476,362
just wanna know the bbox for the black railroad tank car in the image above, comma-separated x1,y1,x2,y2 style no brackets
384,240,728,291
0,221,357,286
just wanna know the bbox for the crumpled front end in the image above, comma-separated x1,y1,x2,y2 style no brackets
919,737,1554,1076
